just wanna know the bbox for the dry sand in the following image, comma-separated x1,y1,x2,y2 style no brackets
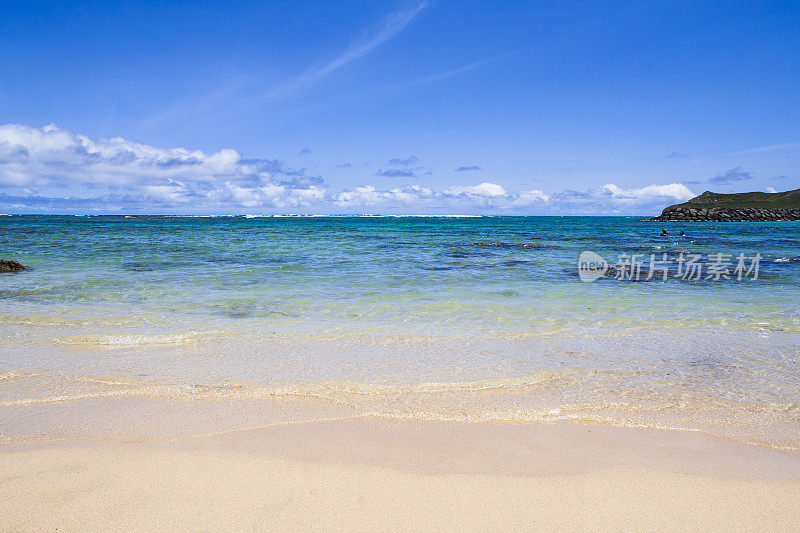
2,418,800,531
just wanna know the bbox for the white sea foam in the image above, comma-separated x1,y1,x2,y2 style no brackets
55,331,226,346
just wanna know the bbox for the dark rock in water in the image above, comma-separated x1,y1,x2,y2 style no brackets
0,260,27,272
122,262,155,271
475,242,552,248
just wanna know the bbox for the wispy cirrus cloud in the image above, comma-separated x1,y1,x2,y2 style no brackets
143,3,428,126
261,2,428,101
728,141,800,156
367,50,521,96
455,165,481,172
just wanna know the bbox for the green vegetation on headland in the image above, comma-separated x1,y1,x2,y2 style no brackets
651,188,800,222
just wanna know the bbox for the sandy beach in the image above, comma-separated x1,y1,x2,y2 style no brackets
3,418,800,531
2,216,800,531
4,0,800,529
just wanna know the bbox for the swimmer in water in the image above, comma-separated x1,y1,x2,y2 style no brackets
679,230,685,237
661,229,669,237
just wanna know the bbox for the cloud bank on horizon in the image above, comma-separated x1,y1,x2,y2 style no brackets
0,123,697,215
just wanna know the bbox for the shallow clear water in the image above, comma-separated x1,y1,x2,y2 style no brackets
1,215,799,447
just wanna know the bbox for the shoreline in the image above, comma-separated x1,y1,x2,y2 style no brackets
6,417,800,480
3,418,800,530
5,378,800,452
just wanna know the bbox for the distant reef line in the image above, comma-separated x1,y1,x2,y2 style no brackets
651,188,800,222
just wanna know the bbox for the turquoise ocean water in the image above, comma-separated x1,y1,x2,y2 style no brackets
1,215,799,447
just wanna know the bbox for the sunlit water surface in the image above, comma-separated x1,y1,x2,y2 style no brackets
1,215,798,447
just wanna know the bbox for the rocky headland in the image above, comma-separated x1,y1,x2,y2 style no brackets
651,188,800,222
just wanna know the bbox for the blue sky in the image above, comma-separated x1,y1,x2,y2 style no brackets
1,1,798,214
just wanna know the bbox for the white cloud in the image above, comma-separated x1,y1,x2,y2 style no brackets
209,183,326,209
334,185,383,206
601,183,695,203
334,183,549,210
0,123,698,215
334,184,435,207
545,182,696,215
511,189,550,205
0,123,326,211
143,183,191,204
388,184,436,202
444,182,507,197
0,123,251,188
